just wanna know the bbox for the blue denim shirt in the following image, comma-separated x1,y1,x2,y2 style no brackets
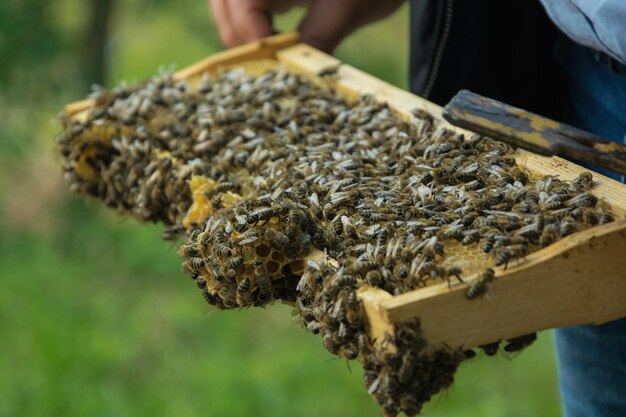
540,0,626,65
546,6,626,417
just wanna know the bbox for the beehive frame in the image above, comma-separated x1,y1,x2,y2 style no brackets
65,32,626,352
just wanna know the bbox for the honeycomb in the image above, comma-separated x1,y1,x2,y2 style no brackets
55,62,615,417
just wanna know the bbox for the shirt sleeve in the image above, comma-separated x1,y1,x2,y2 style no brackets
540,0,626,65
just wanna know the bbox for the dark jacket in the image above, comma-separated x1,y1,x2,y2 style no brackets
409,0,567,119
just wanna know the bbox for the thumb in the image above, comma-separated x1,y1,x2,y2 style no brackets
298,0,359,53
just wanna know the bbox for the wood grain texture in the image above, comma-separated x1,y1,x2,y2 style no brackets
173,32,299,80
356,287,395,350
380,220,626,349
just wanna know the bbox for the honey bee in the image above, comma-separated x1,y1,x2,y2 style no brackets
524,191,540,205
464,349,477,359
397,325,427,351
307,194,323,220
210,194,223,210
515,220,542,241
510,166,529,184
443,221,464,240
352,259,378,273
365,270,383,286
333,298,347,322
559,220,577,237
228,256,244,270
201,289,218,306
398,351,415,384
415,259,435,277
307,319,322,334
539,224,559,247
467,268,495,299
265,228,290,249
161,224,184,241
583,208,599,225
495,244,528,269
215,181,240,193
417,236,444,258
570,207,584,220
356,332,371,355
218,286,237,309
345,290,358,308
323,332,340,353
393,264,409,279
599,209,614,225
236,277,252,307
447,266,464,284
288,208,307,229
189,257,205,270
234,229,260,246
340,215,359,239
178,244,200,258
248,206,281,225
196,276,207,289
503,333,537,353
340,343,358,360
541,194,565,210
317,64,340,78
567,192,598,208
210,265,225,282
461,229,481,245
479,341,500,356
573,172,594,190
254,261,273,303
215,244,232,258
331,217,344,236
536,175,560,193
482,235,496,253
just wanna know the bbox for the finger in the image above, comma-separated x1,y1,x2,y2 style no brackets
269,0,311,14
230,0,274,43
210,0,243,47
298,0,358,53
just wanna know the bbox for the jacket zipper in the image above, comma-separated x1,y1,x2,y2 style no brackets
422,0,453,99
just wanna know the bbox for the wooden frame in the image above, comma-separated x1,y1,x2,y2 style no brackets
65,33,626,351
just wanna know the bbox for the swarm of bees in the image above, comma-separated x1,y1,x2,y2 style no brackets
56,65,615,416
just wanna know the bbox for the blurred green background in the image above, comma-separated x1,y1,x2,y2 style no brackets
0,1,561,416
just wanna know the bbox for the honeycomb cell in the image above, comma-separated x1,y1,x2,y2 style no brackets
256,245,271,258
271,251,285,262
289,260,305,274
266,261,280,274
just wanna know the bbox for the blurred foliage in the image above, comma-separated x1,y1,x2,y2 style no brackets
0,1,561,416
0,0,62,88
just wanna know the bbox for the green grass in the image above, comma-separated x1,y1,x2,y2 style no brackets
0,2,561,416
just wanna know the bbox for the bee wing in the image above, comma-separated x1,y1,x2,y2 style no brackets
364,223,381,236
238,235,258,245
309,192,319,206
367,375,382,395
307,260,321,271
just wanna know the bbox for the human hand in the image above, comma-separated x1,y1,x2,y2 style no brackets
208,0,404,53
